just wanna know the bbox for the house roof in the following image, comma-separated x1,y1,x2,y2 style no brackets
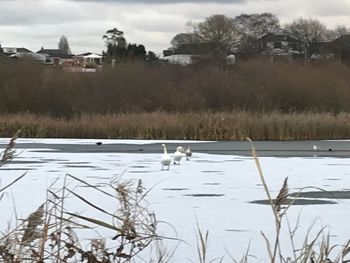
173,42,217,55
329,34,350,52
76,52,103,58
16,48,32,53
83,53,103,59
259,33,298,42
331,34,350,46
333,34,350,41
163,49,173,57
2,47,32,54
37,48,74,58
76,52,93,56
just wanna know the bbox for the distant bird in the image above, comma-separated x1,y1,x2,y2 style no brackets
96,142,102,146
173,146,185,165
161,144,171,170
185,146,192,160
313,145,319,151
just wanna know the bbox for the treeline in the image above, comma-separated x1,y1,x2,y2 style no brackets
169,13,350,60
1,58,350,116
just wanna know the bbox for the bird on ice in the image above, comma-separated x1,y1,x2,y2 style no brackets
161,144,171,170
173,146,185,165
185,146,192,160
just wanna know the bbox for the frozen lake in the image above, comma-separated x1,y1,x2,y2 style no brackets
1,138,350,262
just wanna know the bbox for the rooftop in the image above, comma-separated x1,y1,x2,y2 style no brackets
37,48,74,58
259,33,299,42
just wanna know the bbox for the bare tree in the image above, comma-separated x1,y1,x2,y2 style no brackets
196,14,242,53
170,33,202,49
58,35,72,55
326,25,349,41
234,13,281,56
285,18,327,59
234,13,281,38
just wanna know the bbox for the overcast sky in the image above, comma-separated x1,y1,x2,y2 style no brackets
1,0,350,55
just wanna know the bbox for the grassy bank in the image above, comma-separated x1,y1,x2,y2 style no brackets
1,111,350,140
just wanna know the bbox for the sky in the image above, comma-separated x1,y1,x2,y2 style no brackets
1,0,350,55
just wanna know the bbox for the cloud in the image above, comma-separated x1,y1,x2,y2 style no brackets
1,0,350,55
70,0,245,3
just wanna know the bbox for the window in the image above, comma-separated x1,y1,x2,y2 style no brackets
274,42,282,49
288,43,298,50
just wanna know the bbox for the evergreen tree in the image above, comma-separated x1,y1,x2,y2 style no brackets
58,35,72,54
103,28,127,61
103,28,147,63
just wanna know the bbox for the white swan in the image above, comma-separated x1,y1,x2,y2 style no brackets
313,145,319,151
185,146,192,160
161,144,171,170
173,146,185,165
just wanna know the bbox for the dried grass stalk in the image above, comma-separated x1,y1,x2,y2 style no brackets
275,177,289,213
0,129,21,166
21,204,44,245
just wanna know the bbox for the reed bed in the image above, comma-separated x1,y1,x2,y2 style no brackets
0,111,349,140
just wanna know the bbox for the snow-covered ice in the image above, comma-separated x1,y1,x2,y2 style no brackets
0,139,349,262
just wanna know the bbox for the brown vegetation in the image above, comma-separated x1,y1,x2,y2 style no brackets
1,58,350,115
0,111,350,140
1,58,350,139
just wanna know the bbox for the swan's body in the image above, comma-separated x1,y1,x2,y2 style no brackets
161,144,171,170
173,146,185,165
185,146,192,160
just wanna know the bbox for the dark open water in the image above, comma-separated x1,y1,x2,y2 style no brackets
5,140,350,157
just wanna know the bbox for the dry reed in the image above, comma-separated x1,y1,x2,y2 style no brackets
249,138,350,262
0,111,349,140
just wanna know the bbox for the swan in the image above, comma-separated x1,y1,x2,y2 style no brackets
313,145,319,151
173,146,185,165
185,146,192,160
161,144,171,170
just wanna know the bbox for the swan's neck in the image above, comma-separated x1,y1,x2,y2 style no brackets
163,146,168,154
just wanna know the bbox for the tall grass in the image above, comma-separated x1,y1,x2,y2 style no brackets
248,138,350,262
0,111,350,140
1,58,350,140
0,174,163,262
0,58,350,115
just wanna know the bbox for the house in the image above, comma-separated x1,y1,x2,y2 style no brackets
162,42,222,65
74,52,103,68
1,46,47,62
258,33,302,57
328,34,350,63
2,47,32,56
37,48,74,65
309,41,334,60
61,52,104,72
